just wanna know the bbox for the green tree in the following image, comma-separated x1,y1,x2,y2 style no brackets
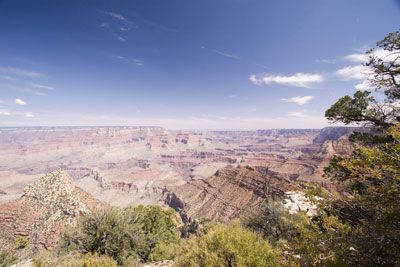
325,31,400,130
324,124,400,266
323,30,400,266
243,198,350,266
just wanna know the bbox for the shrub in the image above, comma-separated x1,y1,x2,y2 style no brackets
242,200,299,244
0,250,17,267
33,252,117,267
174,222,280,267
14,236,29,250
60,205,179,265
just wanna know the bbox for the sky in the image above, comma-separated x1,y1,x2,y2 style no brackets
0,0,399,129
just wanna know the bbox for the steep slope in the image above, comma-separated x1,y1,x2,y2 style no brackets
165,165,292,222
0,170,104,251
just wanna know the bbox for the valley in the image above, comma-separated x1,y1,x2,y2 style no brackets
0,126,353,213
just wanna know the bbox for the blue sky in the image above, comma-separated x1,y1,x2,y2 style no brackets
0,0,399,129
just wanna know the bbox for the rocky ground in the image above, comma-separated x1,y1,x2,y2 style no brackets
0,170,104,251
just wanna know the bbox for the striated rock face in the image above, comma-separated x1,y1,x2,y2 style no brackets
317,138,354,162
312,127,358,144
0,170,104,250
165,165,292,222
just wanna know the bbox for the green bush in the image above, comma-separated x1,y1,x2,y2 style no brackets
174,222,280,267
33,252,117,267
14,236,29,250
0,250,17,267
242,200,299,244
60,205,179,265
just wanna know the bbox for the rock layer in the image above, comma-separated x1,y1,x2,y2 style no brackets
0,170,104,250
166,165,293,222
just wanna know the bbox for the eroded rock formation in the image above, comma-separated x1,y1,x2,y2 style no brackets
165,165,293,222
0,170,104,251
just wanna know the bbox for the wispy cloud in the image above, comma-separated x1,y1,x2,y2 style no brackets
0,109,34,118
201,46,240,60
100,22,126,41
24,112,34,118
315,59,337,64
0,75,15,81
0,67,43,78
249,72,324,88
105,12,135,31
101,11,137,42
287,110,309,118
105,12,127,22
113,55,143,66
15,98,27,105
105,11,136,31
32,84,55,90
0,110,11,116
211,49,240,59
281,96,314,106
24,88,46,96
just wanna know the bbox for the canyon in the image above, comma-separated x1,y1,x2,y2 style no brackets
0,126,355,223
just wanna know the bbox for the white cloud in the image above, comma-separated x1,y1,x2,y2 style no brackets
355,80,373,91
344,48,399,63
281,96,314,106
335,65,372,80
15,98,27,105
249,73,323,88
344,53,368,63
287,110,308,118
0,110,11,116
335,65,374,91
0,67,43,78
339,48,400,91
32,84,55,90
24,112,34,118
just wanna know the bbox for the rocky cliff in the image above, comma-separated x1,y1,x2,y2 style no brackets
165,165,293,222
0,170,104,251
